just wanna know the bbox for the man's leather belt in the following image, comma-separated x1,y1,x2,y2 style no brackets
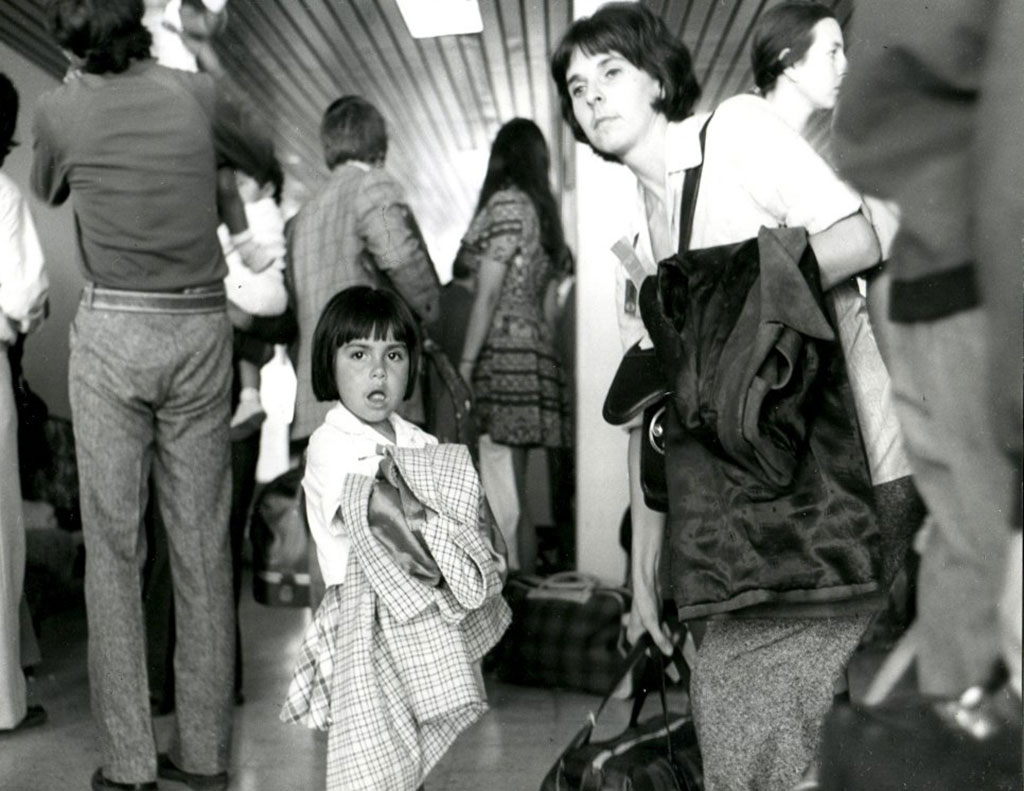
81,283,226,313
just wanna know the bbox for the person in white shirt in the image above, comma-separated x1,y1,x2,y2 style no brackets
552,4,885,789
0,72,49,734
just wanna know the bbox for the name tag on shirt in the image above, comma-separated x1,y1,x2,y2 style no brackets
612,235,646,316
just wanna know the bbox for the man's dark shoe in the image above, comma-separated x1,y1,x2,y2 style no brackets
90,768,157,791
157,753,228,791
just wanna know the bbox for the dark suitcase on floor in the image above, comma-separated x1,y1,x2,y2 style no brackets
250,466,310,607
820,629,1022,791
495,572,632,695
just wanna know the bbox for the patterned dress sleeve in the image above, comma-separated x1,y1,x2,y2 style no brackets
462,190,527,270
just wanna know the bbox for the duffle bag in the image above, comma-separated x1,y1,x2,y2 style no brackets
421,334,479,461
494,571,631,695
250,465,310,608
540,633,703,791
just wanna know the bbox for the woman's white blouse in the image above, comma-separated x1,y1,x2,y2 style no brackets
617,93,862,351
618,94,907,484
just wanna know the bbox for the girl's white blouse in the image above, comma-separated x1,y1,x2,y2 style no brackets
302,402,436,586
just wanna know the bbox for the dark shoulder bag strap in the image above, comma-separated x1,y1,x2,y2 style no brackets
639,115,712,344
677,115,712,254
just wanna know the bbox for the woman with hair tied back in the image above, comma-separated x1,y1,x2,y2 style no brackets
553,3,902,790
457,118,571,575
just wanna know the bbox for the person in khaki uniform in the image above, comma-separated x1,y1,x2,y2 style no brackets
0,71,49,737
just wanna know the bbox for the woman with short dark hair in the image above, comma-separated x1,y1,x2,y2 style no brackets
553,3,891,789
551,2,700,156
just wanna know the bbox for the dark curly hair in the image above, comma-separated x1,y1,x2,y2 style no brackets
551,2,700,160
47,0,152,75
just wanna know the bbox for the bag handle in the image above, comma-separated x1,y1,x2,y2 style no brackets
860,622,1007,705
542,635,655,781
636,115,712,374
541,634,687,789
515,571,630,597
862,623,922,705
626,639,681,763
587,633,684,743
539,571,599,590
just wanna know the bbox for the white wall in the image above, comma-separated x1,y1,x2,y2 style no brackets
569,0,638,585
2,43,82,420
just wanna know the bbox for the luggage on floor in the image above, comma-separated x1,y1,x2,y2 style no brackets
494,571,631,695
422,336,478,461
540,634,703,791
819,626,1022,791
250,465,310,607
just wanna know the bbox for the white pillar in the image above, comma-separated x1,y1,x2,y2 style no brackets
569,0,635,584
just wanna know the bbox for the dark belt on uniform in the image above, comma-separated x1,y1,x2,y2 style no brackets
81,283,226,313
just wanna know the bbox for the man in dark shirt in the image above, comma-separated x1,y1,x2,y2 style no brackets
31,1,274,788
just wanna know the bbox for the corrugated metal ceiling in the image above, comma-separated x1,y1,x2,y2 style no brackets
1,0,852,266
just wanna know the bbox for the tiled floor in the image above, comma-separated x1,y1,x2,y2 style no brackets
1,577,680,791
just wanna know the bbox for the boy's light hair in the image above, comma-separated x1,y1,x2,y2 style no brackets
320,96,388,169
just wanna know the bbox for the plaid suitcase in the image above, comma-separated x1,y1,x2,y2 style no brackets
495,572,630,695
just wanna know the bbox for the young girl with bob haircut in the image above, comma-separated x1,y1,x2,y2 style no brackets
553,3,890,790
281,286,509,791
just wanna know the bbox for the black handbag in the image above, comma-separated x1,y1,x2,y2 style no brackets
421,334,479,462
602,343,668,424
602,343,670,512
249,466,310,608
540,634,703,791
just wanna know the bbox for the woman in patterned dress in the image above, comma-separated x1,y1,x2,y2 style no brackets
457,118,571,574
